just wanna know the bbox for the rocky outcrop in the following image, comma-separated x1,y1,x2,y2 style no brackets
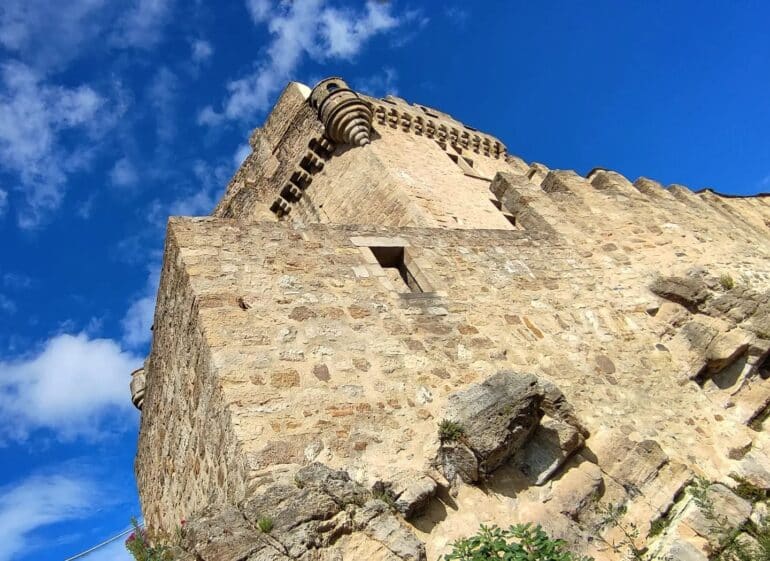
434,371,586,488
177,463,426,561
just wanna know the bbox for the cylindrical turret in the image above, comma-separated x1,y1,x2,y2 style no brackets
309,77,373,147
130,366,146,410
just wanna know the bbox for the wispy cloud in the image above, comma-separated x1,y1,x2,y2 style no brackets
0,333,141,442
111,0,175,50
121,266,160,349
191,38,213,65
0,62,126,228
0,473,97,561
109,157,140,189
147,66,180,144
0,0,108,71
355,67,399,97
198,0,402,125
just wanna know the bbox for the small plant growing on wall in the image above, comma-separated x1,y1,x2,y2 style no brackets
719,273,735,290
438,419,465,442
125,518,174,561
443,523,593,561
257,516,274,533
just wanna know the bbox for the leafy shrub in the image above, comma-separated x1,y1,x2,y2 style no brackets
438,419,465,442
443,523,592,561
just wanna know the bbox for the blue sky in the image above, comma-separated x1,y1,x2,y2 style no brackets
0,1,768,559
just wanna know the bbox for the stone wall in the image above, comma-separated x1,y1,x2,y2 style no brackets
136,78,770,560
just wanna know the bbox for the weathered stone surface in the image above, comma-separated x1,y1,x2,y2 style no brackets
372,470,438,519
514,418,584,485
651,276,710,311
549,459,604,518
536,379,590,437
436,441,478,485
354,501,426,561
730,449,770,490
680,484,752,545
295,463,369,507
592,434,668,495
650,537,709,561
442,371,543,477
706,328,752,372
181,505,270,561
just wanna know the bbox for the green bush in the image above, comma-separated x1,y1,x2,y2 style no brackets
443,523,592,561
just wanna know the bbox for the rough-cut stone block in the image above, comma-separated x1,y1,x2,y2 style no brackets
443,370,543,476
651,276,710,311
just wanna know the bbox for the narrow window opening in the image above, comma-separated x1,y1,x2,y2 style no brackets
489,198,519,228
369,246,423,294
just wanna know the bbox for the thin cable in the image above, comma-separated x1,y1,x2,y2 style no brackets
63,522,144,561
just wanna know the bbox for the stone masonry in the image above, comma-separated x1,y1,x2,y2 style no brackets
133,77,770,560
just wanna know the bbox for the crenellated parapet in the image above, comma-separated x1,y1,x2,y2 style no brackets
371,100,506,159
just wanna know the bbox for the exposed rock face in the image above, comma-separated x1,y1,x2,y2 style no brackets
440,371,544,479
178,463,426,561
434,371,586,489
135,77,770,560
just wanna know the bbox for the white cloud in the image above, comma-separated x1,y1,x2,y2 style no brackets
109,157,139,188
191,38,213,64
121,296,156,348
320,2,398,58
0,61,122,228
147,66,179,143
0,0,107,71
0,474,97,561
0,333,141,442
199,0,402,124
246,0,272,23
112,0,174,49
0,295,15,314
121,267,160,348
2,272,32,290
233,143,251,168
355,67,398,97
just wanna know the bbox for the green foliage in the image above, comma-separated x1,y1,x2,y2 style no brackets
125,518,174,561
648,516,668,538
720,273,736,290
598,504,645,561
438,419,465,442
372,490,397,511
688,476,770,561
257,516,274,533
733,477,770,503
443,523,592,561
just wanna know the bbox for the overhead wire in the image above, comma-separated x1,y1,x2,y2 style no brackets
63,521,144,561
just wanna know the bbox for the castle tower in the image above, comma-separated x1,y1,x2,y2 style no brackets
134,78,770,560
